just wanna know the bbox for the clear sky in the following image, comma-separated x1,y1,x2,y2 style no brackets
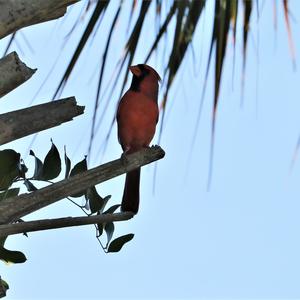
1,1,300,299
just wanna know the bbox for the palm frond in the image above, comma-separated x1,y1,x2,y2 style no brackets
283,0,296,70
145,1,177,63
160,0,205,141
3,32,16,56
205,0,232,189
87,2,123,157
52,0,109,99
15,0,293,179
230,0,238,85
240,0,252,107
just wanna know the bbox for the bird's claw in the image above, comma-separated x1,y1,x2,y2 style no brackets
121,152,129,165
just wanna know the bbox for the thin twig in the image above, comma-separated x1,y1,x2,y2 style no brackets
0,213,134,237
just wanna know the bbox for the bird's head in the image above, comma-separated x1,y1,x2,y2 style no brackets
129,64,160,99
129,64,161,82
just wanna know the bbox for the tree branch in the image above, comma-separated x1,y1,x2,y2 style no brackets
0,212,134,237
0,0,80,39
0,97,85,145
0,52,36,98
0,146,165,224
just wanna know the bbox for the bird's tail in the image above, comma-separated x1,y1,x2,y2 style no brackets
121,168,141,214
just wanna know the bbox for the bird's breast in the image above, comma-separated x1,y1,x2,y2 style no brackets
117,91,159,151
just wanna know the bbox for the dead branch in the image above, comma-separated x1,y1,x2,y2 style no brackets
0,97,84,145
0,146,165,224
0,0,80,39
0,212,134,237
0,52,36,98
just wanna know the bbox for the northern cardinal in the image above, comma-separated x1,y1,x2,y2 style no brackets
117,64,160,214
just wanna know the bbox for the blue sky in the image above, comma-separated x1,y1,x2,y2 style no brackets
1,1,300,299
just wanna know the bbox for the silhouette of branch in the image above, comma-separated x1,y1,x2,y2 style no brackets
0,146,165,224
0,212,134,237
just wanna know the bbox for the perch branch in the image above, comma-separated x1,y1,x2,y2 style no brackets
0,0,80,39
0,146,165,224
0,97,85,145
0,52,36,98
0,212,134,237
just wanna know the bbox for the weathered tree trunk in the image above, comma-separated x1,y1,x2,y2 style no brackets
0,0,80,39
0,97,84,145
0,52,36,98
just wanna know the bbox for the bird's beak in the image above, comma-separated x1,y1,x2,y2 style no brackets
129,65,142,77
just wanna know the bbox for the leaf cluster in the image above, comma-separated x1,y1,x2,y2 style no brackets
0,142,133,266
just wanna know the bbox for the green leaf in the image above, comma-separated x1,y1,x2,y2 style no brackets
86,186,106,214
100,195,112,213
23,179,38,192
29,150,44,180
107,234,134,253
104,222,114,247
69,157,87,197
69,157,87,176
0,247,27,264
97,221,104,237
64,146,71,179
0,150,20,190
0,236,26,264
0,188,19,201
1,278,9,292
103,203,119,214
18,163,28,178
42,141,61,180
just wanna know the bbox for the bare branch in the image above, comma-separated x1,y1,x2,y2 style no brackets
0,97,85,145
0,212,134,237
0,0,80,39
0,146,165,224
0,52,36,98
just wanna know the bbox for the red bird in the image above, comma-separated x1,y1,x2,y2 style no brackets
117,64,160,214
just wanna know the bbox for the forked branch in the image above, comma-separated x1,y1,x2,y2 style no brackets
0,146,165,224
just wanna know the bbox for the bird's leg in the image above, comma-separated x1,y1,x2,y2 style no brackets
121,147,130,165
